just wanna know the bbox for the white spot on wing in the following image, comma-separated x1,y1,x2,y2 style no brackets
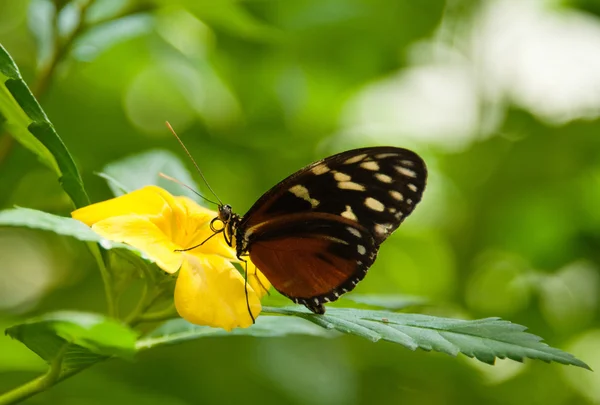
395,165,417,178
389,190,403,201
360,161,379,171
333,171,351,182
341,205,358,221
289,184,319,208
374,223,393,235
375,153,397,159
365,197,385,212
312,163,330,175
407,183,418,192
346,226,361,237
375,173,393,183
400,159,415,167
338,181,365,191
344,153,367,164
322,235,349,245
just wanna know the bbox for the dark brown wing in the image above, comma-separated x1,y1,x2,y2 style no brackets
239,147,426,246
246,213,377,313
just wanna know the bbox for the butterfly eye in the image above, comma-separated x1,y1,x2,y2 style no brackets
218,204,232,222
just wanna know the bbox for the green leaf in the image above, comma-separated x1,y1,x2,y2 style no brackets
0,207,162,293
344,294,428,310
137,316,333,350
263,307,591,369
5,311,139,375
72,15,154,62
0,43,89,208
0,207,144,258
95,172,131,196
101,149,200,200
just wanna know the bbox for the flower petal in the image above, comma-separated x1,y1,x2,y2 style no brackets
174,195,217,217
72,186,177,226
92,215,183,274
174,254,261,330
247,260,272,299
174,196,237,260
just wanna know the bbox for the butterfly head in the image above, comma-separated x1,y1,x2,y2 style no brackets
213,204,241,251
217,204,233,224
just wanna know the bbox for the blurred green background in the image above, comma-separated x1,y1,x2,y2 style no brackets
1,0,600,404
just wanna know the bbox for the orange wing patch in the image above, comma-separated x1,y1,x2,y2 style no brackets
249,236,357,298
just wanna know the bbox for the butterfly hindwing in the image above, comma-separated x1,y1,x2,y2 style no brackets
245,213,377,313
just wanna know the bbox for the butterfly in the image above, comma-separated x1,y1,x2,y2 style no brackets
212,147,427,315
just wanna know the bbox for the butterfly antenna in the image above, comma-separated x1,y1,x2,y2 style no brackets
159,172,219,206
165,121,224,206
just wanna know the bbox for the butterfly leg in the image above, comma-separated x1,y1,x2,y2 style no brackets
175,230,222,252
239,256,256,324
248,262,271,296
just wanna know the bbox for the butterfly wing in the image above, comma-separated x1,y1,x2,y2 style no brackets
237,147,427,312
240,147,426,244
246,212,378,314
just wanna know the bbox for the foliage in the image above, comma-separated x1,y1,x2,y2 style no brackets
0,1,599,405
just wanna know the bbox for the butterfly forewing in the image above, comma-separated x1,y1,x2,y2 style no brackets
240,147,425,241
235,147,427,313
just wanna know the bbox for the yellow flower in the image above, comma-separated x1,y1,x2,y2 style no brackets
72,185,271,331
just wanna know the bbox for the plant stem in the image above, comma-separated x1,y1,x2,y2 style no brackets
131,304,178,326
0,360,99,405
0,344,68,405
124,281,149,325
0,375,48,405
127,288,176,326
87,242,117,318
33,0,95,96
